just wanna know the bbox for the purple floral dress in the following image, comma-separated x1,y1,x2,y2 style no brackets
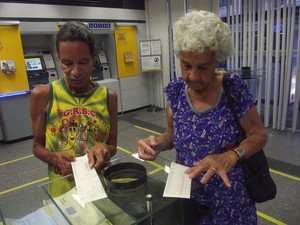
164,73,257,224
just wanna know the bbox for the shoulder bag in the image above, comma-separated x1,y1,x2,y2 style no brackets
222,73,277,203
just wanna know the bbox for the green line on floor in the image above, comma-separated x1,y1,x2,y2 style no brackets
134,125,162,135
257,211,287,225
269,168,300,182
117,145,132,154
0,177,49,195
0,154,34,166
145,160,165,170
148,167,164,175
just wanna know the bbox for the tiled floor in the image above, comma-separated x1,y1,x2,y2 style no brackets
0,107,299,224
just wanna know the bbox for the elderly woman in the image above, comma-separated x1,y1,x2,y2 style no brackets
137,10,267,224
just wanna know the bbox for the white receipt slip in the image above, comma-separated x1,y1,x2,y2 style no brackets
163,162,191,199
71,155,107,204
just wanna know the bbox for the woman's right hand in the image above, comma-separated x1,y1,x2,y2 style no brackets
137,135,161,160
51,152,75,176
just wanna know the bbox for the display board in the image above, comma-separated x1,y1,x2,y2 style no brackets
140,39,162,72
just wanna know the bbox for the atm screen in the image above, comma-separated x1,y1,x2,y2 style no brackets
24,57,44,71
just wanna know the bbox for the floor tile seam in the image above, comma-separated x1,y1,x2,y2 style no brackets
269,168,300,182
0,177,49,195
267,158,300,178
257,211,287,225
0,154,34,166
119,116,166,133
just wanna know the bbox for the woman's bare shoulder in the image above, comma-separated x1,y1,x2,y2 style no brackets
31,84,50,96
30,84,50,103
108,89,117,98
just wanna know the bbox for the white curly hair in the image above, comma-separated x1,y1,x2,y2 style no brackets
173,10,233,62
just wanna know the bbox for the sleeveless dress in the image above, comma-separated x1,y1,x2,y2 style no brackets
164,73,257,224
45,79,110,197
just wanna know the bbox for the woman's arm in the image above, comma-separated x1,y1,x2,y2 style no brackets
30,85,74,175
237,105,268,158
137,102,174,160
107,89,118,157
30,85,51,162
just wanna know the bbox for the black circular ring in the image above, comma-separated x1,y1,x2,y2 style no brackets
104,162,147,190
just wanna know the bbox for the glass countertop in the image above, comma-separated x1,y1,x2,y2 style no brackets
0,154,183,225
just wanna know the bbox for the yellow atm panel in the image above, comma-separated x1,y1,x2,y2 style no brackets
0,23,29,93
114,26,139,78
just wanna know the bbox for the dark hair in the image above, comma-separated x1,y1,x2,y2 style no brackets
56,21,96,57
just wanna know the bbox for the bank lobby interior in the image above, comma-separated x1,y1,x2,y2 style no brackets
0,1,300,224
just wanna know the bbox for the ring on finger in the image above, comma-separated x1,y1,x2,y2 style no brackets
211,167,217,172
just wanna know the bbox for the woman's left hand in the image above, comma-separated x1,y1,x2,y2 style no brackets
185,151,239,188
86,143,111,169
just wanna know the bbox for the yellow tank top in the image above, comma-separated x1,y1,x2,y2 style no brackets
45,79,110,197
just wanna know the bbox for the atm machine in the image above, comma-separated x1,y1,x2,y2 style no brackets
91,51,111,81
98,51,111,80
91,58,103,81
25,55,48,89
24,51,58,89
42,51,58,83
98,51,111,79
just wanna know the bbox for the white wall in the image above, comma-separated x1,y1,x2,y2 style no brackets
97,79,123,113
119,75,151,112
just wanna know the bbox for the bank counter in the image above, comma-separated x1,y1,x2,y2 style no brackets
0,155,183,225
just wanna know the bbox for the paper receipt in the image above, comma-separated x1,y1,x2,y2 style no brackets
163,162,191,199
71,155,107,204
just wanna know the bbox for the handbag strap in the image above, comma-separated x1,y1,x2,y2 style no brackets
222,73,246,140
